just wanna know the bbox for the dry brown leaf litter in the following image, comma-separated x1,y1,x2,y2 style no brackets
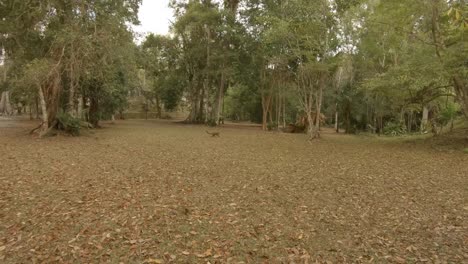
0,119,467,263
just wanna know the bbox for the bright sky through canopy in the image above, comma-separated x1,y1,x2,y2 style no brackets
133,0,173,39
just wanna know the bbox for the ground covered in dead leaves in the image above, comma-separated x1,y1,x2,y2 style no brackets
0,119,467,263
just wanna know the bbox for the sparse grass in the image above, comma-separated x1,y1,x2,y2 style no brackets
0,119,467,263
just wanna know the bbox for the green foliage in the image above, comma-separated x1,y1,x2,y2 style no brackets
267,121,278,131
437,101,460,126
224,84,262,122
3,0,467,136
160,75,185,111
2,0,140,128
206,119,218,127
383,121,407,136
56,111,81,136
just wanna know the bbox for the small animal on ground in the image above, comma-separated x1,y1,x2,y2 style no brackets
206,130,220,137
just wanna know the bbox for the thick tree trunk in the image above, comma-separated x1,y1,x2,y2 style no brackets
262,111,267,130
198,86,205,123
261,94,271,131
34,95,38,119
188,85,199,122
306,111,315,137
38,85,49,135
430,1,468,120
268,105,273,125
89,96,99,128
77,96,83,119
453,75,468,119
0,91,12,115
155,96,162,118
421,106,429,132
0,92,5,114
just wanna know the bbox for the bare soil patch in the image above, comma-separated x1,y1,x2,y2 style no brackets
0,119,467,263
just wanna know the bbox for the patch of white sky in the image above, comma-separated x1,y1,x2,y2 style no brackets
132,0,174,42
132,0,224,42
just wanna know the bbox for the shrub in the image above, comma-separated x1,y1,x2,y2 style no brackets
267,122,278,131
206,119,217,127
383,121,407,136
56,111,81,136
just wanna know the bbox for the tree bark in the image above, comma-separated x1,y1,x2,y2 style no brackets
311,78,324,139
89,96,99,127
0,91,12,115
282,93,286,128
421,106,429,132
77,96,83,119
261,94,271,131
430,0,468,119
215,68,225,125
335,108,339,133
155,96,162,118
453,75,468,119
38,85,49,135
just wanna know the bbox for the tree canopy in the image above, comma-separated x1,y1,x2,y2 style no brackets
1,0,466,137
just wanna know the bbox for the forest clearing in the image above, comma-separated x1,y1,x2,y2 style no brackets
1,0,468,263
1,119,467,263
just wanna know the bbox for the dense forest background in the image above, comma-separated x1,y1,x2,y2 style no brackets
0,0,466,138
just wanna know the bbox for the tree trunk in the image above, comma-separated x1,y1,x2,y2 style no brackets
306,111,315,137
282,94,286,128
373,114,377,134
334,103,339,133
156,96,162,118
38,85,49,135
0,91,12,115
198,86,205,123
0,92,5,114
89,96,99,127
268,102,273,125
261,94,271,131
215,69,225,125
203,24,211,124
310,76,324,140
421,106,429,132
408,111,412,133
188,83,200,122
77,96,83,120
430,1,468,120
68,54,76,116
453,75,468,119
262,110,268,131
29,103,33,120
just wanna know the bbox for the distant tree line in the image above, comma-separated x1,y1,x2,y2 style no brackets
1,0,466,139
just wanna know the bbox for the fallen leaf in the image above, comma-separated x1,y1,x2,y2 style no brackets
196,248,212,258
395,256,406,263
145,258,163,264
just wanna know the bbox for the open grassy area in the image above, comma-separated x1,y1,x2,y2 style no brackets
0,119,467,263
